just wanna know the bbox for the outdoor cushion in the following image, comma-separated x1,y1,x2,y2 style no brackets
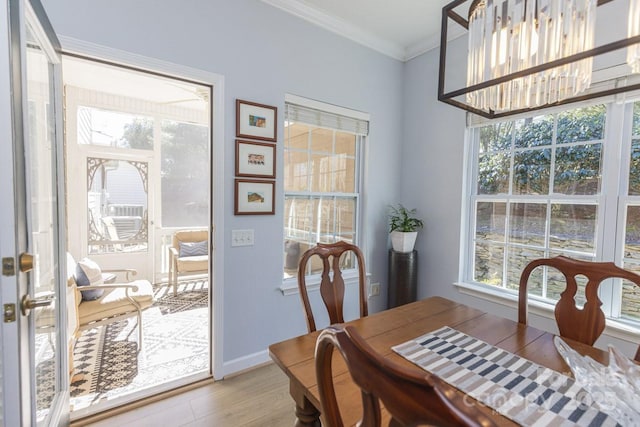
176,255,208,273
179,240,208,257
75,258,105,301
78,280,154,325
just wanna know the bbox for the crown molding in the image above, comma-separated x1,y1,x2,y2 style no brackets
405,24,467,61
260,0,407,61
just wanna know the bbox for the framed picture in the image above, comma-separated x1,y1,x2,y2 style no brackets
235,140,276,179
236,99,277,142
235,179,275,215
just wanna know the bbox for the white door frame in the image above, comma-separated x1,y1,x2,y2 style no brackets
59,36,226,381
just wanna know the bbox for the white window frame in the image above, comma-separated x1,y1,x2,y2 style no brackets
457,96,640,340
280,94,369,295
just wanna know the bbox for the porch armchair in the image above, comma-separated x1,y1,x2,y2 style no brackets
66,253,155,351
168,229,209,295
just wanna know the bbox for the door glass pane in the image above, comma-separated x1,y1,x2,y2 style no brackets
160,121,208,227
25,24,59,424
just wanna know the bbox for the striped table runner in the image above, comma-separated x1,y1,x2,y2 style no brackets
392,327,621,427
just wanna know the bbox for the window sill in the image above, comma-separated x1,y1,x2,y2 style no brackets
280,271,369,296
454,281,640,346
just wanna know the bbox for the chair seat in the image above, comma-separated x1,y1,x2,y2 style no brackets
78,280,154,325
176,255,208,273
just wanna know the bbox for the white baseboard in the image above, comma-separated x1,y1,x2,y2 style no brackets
221,349,271,378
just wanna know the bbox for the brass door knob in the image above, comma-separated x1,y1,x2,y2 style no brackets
19,253,34,273
20,294,53,316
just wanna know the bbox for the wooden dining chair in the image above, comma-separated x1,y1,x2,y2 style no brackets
519,255,640,360
297,241,367,333
315,324,497,427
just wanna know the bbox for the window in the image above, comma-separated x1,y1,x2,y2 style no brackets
77,106,153,149
283,98,369,280
621,102,640,319
463,100,640,324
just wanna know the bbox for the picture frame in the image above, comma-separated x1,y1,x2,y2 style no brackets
236,99,277,142
235,179,275,215
235,139,276,179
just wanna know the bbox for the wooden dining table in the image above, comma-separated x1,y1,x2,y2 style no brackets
268,296,612,427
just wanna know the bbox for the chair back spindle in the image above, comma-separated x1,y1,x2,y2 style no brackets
519,255,640,355
297,241,367,333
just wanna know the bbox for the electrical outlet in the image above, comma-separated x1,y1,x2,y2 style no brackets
231,229,254,246
370,282,380,297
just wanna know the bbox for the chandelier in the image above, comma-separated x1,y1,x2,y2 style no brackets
439,0,640,119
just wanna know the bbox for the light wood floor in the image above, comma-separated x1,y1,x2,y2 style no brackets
73,363,297,427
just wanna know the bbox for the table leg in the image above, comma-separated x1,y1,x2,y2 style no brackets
290,380,321,427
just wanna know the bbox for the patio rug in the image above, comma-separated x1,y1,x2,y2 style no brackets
68,279,209,411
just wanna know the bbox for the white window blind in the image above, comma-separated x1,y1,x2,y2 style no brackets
285,103,369,136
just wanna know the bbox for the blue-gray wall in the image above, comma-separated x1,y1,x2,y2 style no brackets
41,0,404,365
41,0,638,367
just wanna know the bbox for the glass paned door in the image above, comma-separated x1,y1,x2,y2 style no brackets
24,20,66,424
1,0,68,425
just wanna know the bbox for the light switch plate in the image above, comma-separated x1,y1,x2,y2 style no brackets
232,229,254,246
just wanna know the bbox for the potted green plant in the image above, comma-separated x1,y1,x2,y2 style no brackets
389,204,424,253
